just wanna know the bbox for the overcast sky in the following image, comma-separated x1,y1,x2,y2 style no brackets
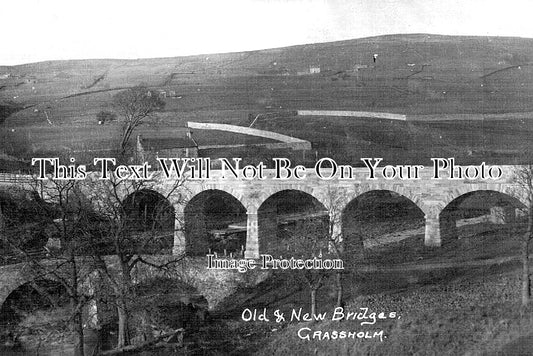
2,0,533,65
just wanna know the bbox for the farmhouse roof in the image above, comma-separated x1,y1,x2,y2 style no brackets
141,136,198,150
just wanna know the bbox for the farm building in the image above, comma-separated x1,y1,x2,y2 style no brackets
309,65,321,74
297,66,321,75
134,133,198,166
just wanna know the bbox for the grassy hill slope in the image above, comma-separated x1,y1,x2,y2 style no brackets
1,34,533,167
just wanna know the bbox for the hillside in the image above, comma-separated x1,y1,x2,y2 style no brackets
1,34,533,167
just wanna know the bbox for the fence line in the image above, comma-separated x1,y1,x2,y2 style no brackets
187,121,311,150
0,173,33,183
297,110,406,121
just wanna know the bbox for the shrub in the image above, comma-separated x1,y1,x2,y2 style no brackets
96,110,117,124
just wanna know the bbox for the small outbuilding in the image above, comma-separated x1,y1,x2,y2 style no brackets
309,66,321,74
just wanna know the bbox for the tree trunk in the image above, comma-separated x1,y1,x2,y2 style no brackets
335,271,343,308
0,205,5,245
310,288,317,317
100,329,183,355
521,237,530,307
120,123,136,156
69,254,85,356
73,309,85,356
523,210,533,307
116,298,130,348
116,258,134,349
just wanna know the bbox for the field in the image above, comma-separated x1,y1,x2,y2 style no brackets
2,34,533,169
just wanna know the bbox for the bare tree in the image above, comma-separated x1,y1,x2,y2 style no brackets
3,179,101,356
3,171,190,353
322,186,347,308
81,173,188,350
513,163,533,307
112,86,165,156
263,187,348,315
282,219,331,317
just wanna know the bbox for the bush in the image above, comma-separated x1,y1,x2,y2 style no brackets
96,110,117,124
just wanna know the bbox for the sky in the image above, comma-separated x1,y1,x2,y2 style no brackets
1,0,533,65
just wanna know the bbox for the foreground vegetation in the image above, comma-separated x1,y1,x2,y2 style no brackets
252,263,532,356
189,217,529,356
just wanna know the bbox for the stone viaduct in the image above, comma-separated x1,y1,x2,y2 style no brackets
2,164,529,259
143,163,528,259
